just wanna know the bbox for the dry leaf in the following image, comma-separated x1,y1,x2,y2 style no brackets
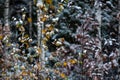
42,29,47,34
27,18,32,23
45,0,52,4
21,71,28,76
48,25,54,31
58,38,65,42
0,34,3,40
19,26,25,32
40,16,47,22
21,65,25,70
63,62,67,67
60,73,66,78
46,77,51,80
36,47,42,54
69,59,77,64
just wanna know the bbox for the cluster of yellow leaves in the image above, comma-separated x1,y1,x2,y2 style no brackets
54,70,66,79
40,15,48,22
41,24,55,49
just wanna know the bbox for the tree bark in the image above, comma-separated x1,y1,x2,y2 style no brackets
37,0,45,69
29,0,32,38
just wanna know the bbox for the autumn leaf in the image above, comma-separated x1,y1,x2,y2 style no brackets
25,43,29,48
55,62,61,67
0,34,3,40
48,25,54,31
63,62,67,67
21,65,25,70
60,73,66,78
42,29,47,34
42,37,48,44
54,70,60,74
37,47,42,54
58,38,65,42
19,26,25,32
45,0,52,4
27,17,32,23
46,77,51,80
40,16,47,22
34,62,42,70
55,41,62,46
24,34,29,38
69,59,77,64
21,71,28,76
19,76,23,80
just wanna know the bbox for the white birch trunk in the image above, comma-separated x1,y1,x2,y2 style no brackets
4,0,9,26
95,0,103,79
95,1,102,50
118,0,120,79
37,0,45,68
29,0,32,38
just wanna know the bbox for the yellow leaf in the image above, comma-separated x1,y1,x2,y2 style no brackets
58,38,65,42
54,70,60,74
63,62,67,67
19,76,23,80
55,41,62,46
45,0,52,4
21,65,25,70
40,16,47,22
42,29,47,34
20,40,25,43
69,59,77,64
28,18,32,23
21,71,28,76
25,43,29,48
55,62,61,67
37,62,42,70
46,77,51,80
0,35,3,40
60,73,66,78
48,25,54,31
24,34,29,38
42,38,48,44
19,26,25,32
36,47,42,54
29,72,33,77
6,43,11,47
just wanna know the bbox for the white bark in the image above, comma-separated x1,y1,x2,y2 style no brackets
4,0,9,26
95,0,102,50
29,0,32,38
118,1,120,79
37,0,45,68
95,0,103,79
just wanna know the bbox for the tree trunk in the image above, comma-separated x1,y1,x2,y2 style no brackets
95,0,103,79
37,0,45,68
4,0,9,26
118,0,120,79
29,0,32,38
